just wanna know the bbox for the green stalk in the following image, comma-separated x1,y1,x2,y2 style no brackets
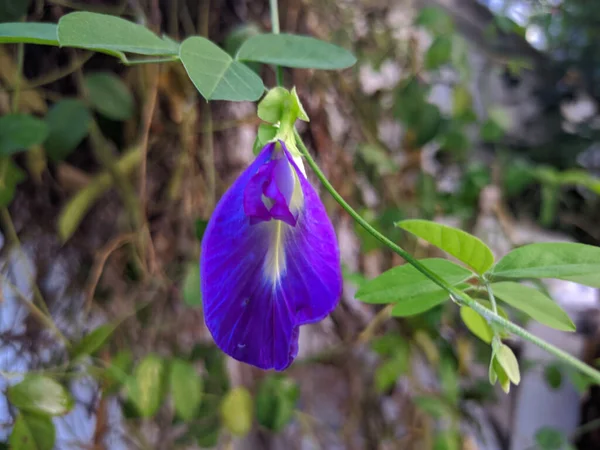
294,128,600,385
269,0,284,86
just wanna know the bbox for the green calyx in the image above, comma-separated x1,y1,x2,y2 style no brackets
253,87,309,156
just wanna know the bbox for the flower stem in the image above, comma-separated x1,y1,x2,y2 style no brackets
269,0,284,86
294,129,600,385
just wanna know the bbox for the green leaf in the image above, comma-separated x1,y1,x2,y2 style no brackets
237,33,356,69
394,77,428,125
194,219,208,241
182,263,202,308
0,158,26,207
371,333,407,357
8,376,74,416
0,114,48,156
70,324,115,360
356,258,473,304
440,126,470,155
391,286,465,317
170,359,203,421
557,169,600,195
84,72,135,121
256,375,299,432
535,427,568,450
415,103,442,146
480,119,504,142
413,395,454,419
425,36,452,70
9,413,55,450
416,6,454,35
220,387,253,437
491,242,600,287
375,351,409,393
44,99,91,161
434,430,460,450
544,363,562,390
397,219,495,274
0,22,57,45
491,282,575,332
357,144,397,175
495,343,520,385
127,354,166,418
179,36,264,102
460,306,493,343
104,350,133,394
567,369,595,395
489,106,512,130
453,85,473,119
58,12,177,60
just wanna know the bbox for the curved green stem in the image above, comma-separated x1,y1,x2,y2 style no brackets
485,282,498,315
294,128,600,385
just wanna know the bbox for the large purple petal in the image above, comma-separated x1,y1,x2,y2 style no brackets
200,141,342,370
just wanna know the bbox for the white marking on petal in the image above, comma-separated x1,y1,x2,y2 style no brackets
289,171,304,212
291,154,307,177
264,220,288,283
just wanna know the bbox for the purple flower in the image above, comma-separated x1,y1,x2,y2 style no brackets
200,140,342,370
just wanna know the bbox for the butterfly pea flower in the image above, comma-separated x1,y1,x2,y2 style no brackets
201,140,342,370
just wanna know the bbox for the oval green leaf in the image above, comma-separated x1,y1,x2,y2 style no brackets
375,353,409,393
127,354,165,418
220,387,253,436
425,36,453,70
0,114,48,156
170,359,203,421
9,413,55,450
182,263,202,308
84,72,135,121
416,6,454,35
179,36,264,102
256,375,299,432
413,395,454,419
460,306,493,343
397,219,495,274
356,258,473,305
0,159,26,208
0,23,58,45
8,376,74,416
491,242,600,287
491,282,575,332
58,12,177,57
70,324,115,360
391,284,470,317
544,363,563,390
44,99,91,161
236,33,356,69
535,427,568,450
